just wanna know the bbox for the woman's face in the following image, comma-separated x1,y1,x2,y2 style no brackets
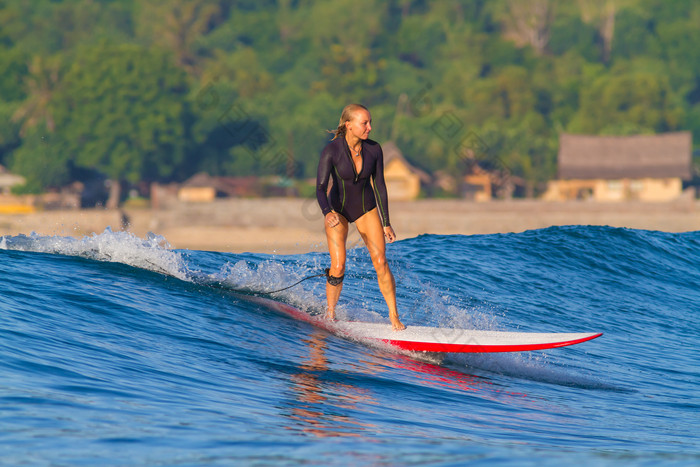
346,109,372,140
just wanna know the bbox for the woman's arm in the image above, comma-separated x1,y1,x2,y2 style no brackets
372,146,391,228
316,148,333,217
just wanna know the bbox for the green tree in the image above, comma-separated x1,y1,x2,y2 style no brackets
548,13,600,61
0,46,27,163
3,0,700,197
11,54,61,136
8,123,70,193
50,43,189,207
1,0,135,56
568,63,682,134
136,0,222,76
488,0,557,56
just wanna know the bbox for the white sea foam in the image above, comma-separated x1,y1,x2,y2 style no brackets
212,259,330,315
0,228,190,281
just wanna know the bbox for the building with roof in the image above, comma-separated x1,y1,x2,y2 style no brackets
177,173,263,202
381,141,430,201
0,165,35,214
542,132,693,202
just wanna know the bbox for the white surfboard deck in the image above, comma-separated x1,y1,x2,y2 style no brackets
243,294,602,353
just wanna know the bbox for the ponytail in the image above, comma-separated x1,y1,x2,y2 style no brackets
329,122,346,140
328,103,369,140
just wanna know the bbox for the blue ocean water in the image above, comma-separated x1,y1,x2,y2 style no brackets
0,225,698,465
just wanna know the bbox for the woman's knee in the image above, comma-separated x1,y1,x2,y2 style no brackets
372,255,390,276
328,263,346,277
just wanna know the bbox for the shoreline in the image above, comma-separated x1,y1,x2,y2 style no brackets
1,198,698,254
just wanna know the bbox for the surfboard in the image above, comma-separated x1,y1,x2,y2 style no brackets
243,294,602,353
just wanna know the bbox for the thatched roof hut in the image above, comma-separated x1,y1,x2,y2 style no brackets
557,132,692,180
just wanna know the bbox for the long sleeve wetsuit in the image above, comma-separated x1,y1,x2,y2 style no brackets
316,137,391,227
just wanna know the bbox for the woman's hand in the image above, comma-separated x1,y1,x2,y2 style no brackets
325,211,341,228
383,225,396,243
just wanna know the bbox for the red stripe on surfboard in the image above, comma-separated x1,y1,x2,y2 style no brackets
244,295,602,353
381,333,603,353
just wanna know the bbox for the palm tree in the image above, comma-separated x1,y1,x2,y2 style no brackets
578,0,622,64
497,0,556,55
11,55,61,136
140,0,222,76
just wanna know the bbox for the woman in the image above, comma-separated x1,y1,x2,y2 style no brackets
316,104,405,331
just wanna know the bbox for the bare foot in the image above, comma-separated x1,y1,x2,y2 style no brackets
325,310,336,321
391,319,406,331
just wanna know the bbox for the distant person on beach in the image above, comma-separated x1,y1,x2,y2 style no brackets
316,104,405,331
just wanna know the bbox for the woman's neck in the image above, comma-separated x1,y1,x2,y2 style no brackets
345,134,361,153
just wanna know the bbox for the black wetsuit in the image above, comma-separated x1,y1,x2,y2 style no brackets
316,137,390,227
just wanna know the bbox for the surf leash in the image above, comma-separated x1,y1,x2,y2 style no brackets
139,256,329,297
261,269,331,295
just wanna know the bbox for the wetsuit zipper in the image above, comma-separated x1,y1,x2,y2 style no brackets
345,140,361,183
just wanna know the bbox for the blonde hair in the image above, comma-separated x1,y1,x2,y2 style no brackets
329,103,369,140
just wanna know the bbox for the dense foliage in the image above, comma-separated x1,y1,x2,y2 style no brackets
1,0,699,198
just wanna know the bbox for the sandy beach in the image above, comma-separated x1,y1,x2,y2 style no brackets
1,197,699,254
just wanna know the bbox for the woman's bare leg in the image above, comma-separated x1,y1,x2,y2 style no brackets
355,209,405,331
325,214,348,320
